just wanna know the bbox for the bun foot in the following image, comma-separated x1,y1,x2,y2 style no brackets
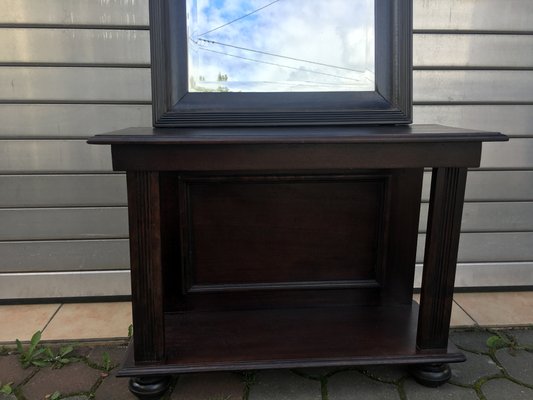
128,375,172,399
410,363,451,387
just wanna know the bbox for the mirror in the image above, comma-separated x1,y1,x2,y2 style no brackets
186,0,375,93
149,0,412,126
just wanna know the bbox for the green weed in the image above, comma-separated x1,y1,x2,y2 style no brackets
16,331,49,368
101,351,114,372
16,331,77,369
0,382,13,395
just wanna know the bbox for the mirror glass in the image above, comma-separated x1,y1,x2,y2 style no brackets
186,0,375,93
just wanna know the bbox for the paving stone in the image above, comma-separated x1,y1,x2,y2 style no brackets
328,370,400,400
87,345,127,371
249,370,321,400
450,352,502,385
0,355,36,386
361,365,408,383
450,329,493,353
482,378,533,400
20,361,101,400
170,372,244,400
495,348,533,386
508,328,533,348
403,380,478,400
94,372,137,400
62,396,90,400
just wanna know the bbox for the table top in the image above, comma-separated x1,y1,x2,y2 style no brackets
88,124,507,146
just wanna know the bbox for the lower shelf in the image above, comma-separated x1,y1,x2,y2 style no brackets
118,302,465,377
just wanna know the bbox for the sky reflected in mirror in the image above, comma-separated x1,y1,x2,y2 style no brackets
186,0,375,93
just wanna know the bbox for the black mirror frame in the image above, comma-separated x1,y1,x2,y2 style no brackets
149,0,412,127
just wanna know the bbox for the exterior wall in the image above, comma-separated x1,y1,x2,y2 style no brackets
0,0,149,299
0,0,532,299
412,0,533,287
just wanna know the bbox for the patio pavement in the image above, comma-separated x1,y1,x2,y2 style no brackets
1,292,533,399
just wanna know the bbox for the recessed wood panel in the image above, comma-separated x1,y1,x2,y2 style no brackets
181,175,389,291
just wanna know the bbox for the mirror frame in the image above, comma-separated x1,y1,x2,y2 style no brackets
149,0,412,127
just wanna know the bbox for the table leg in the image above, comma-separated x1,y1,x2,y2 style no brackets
127,171,165,363
414,167,468,386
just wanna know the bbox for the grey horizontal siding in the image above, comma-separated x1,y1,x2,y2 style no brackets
481,140,533,169
414,262,533,289
412,0,533,292
413,0,533,31
0,0,149,26
414,70,533,103
0,208,128,241
0,270,132,299
413,105,533,137
0,29,149,64
0,239,129,273
0,0,148,299
422,171,533,202
416,232,533,263
0,174,126,207
0,0,532,299
414,34,533,67
0,104,152,138
0,141,112,172
419,202,533,233
0,67,150,102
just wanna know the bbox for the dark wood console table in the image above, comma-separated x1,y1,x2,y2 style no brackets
89,124,506,398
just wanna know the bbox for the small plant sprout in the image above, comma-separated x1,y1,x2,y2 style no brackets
16,330,49,368
486,335,507,350
46,345,76,369
0,382,13,395
486,333,513,351
48,391,61,400
102,351,114,372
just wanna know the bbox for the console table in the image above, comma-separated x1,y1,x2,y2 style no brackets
89,124,506,399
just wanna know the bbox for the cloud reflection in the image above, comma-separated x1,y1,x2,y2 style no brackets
187,0,375,92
